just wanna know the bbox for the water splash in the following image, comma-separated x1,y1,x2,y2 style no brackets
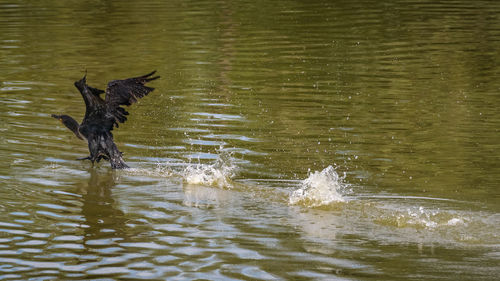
126,149,236,189
182,150,236,189
374,205,470,230
289,166,347,207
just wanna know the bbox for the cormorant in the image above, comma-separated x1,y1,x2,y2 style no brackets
52,71,160,169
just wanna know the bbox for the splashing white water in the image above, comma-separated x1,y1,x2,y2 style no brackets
376,206,470,230
289,166,347,207
126,149,236,189
182,152,236,189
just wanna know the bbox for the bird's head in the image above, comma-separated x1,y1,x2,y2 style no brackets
52,114,73,125
51,114,83,140
51,114,63,121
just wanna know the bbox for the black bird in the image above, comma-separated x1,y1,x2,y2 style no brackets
52,71,160,169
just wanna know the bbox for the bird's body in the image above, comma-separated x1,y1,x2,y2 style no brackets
52,71,159,169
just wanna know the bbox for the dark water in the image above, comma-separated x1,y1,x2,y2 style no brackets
1,0,499,280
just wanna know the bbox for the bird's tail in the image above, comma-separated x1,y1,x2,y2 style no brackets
89,132,129,169
106,139,129,169
109,152,129,169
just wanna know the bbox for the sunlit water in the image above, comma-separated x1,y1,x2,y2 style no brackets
1,0,499,280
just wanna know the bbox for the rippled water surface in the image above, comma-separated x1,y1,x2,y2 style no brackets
1,0,499,280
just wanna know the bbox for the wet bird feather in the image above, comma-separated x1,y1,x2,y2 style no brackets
52,71,159,169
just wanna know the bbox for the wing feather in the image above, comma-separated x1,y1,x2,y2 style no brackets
105,71,159,127
74,75,106,125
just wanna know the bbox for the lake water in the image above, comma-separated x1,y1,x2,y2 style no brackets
1,0,499,280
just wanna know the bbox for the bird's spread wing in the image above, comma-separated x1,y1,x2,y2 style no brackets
88,85,105,97
74,75,106,124
105,71,159,127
